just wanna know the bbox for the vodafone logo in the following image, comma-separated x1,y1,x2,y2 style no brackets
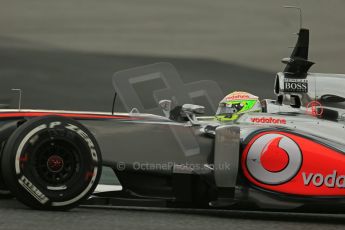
302,171,345,188
250,117,286,125
226,94,250,100
245,133,302,185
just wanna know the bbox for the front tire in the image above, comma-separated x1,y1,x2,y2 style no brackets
0,187,12,199
0,140,13,199
1,116,102,210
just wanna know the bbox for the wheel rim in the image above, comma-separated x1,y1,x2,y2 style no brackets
34,139,79,186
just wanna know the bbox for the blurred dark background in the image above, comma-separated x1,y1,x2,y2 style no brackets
0,0,344,114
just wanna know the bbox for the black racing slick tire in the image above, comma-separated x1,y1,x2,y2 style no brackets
0,138,14,199
0,189,12,199
0,170,12,199
1,116,102,210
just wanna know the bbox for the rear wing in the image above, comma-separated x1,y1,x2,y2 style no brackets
274,26,345,120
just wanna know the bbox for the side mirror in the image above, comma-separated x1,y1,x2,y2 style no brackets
181,104,205,125
182,104,205,115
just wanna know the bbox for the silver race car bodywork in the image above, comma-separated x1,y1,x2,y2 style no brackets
0,26,345,211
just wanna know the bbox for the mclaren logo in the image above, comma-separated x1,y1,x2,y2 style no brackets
246,133,302,185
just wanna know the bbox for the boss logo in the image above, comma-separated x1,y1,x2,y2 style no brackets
245,133,302,185
284,79,308,93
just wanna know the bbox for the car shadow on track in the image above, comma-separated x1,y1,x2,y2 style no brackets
2,199,345,227
80,204,345,225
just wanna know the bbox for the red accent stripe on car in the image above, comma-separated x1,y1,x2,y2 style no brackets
0,112,139,120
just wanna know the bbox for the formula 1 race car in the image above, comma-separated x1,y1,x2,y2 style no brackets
1,25,345,211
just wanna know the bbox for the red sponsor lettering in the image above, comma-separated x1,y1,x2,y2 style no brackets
250,117,287,125
226,94,250,100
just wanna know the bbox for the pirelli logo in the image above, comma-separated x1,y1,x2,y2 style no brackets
284,79,308,93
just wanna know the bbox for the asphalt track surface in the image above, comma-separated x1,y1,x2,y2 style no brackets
1,1,345,229
1,199,345,230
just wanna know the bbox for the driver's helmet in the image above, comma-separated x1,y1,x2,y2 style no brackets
215,91,261,121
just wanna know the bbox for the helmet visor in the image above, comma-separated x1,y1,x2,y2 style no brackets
216,100,257,116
